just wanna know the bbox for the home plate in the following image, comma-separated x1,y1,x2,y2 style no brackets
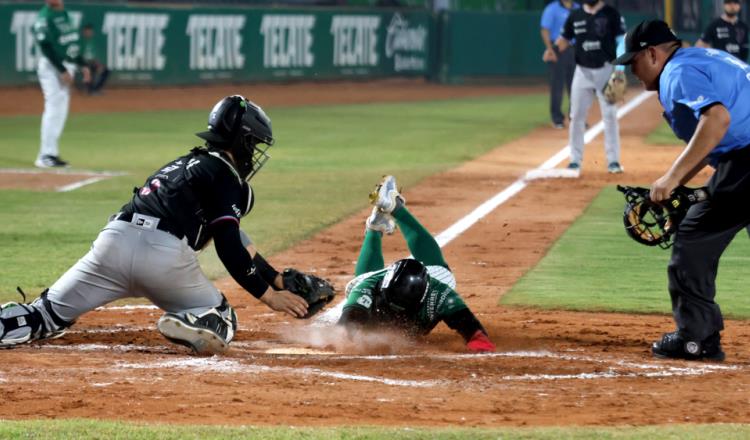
264,347,337,355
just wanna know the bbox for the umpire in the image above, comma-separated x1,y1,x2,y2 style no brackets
540,0,579,129
615,20,750,361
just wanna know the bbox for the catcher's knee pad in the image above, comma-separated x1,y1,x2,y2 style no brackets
157,296,237,355
0,289,71,348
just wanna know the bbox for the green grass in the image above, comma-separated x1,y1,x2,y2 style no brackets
646,121,682,145
502,186,750,318
0,95,547,299
2,420,750,439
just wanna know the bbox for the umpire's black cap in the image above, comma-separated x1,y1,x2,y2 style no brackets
613,20,680,65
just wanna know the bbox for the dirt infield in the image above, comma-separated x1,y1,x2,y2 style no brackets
1,82,749,427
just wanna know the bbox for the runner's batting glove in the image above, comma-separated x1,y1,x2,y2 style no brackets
467,330,496,353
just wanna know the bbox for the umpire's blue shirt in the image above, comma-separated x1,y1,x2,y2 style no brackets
541,0,579,42
660,47,750,166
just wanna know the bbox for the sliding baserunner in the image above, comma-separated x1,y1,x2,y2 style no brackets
337,176,495,353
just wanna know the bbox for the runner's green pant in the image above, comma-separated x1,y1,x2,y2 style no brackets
355,206,448,276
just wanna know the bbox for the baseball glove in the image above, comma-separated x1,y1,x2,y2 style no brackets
603,71,627,104
281,268,336,319
616,185,708,249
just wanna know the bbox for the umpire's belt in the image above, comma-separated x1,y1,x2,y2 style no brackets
113,212,185,240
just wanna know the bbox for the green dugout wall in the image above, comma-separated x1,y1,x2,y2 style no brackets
0,2,665,86
437,11,657,83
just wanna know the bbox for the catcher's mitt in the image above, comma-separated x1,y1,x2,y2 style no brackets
616,185,708,249
281,268,336,319
603,70,627,104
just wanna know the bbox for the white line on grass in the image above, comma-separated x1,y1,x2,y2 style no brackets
317,91,656,324
0,167,127,192
57,176,110,192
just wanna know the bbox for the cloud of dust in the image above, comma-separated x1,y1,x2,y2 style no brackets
280,324,416,355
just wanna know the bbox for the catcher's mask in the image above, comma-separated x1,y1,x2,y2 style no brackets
196,95,274,181
380,259,429,314
617,185,707,249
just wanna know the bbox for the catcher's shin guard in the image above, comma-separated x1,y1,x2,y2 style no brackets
157,297,237,355
0,289,72,348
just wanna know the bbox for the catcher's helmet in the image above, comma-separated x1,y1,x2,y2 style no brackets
381,259,429,314
196,95,274,181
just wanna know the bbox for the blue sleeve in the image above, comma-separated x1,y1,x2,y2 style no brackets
615,35,625,71
674,66,722,118
540,5,553,30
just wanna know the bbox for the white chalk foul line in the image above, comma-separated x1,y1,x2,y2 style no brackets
117,358,441,388
108,349,736,385
56,176,109,192
317,91,656,324
0,167,127,192
97,304,159,311
29,342,738,384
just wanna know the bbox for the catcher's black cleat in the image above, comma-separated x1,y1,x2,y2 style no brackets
157,307,236,356
651,331,725,361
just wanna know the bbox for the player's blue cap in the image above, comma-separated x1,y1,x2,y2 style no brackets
613,20,680,65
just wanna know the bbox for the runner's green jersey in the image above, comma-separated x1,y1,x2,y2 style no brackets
33,5,84,73
343,268,468,334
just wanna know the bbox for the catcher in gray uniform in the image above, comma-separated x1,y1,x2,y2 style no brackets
0,95,334,355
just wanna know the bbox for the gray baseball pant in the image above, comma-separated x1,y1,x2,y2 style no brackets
568,62,621,166
47,216,224,323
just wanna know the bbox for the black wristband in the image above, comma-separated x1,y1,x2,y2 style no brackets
252,253,280,289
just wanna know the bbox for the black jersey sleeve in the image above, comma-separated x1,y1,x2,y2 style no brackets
561,12,575,41
442,308,487,342
739,22,749,61
212,220,270,299
205,176,245,227
187,152,248,229
701,20,719,45
337,305,371,330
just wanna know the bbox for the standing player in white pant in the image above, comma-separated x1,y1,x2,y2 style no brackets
33,0,90,168
555,0,627,175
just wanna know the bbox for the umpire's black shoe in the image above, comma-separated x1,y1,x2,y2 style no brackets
652,331,725,361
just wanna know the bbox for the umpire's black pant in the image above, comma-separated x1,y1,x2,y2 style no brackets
547,46,575,125
668,146,750,341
